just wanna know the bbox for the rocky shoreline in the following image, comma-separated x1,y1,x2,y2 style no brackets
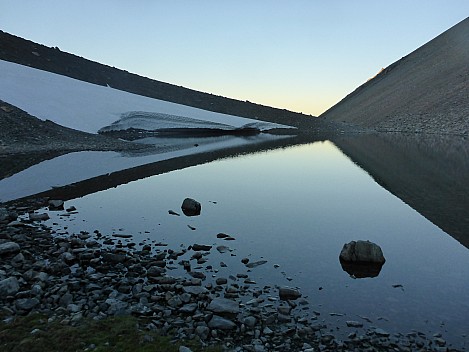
0,198,458,351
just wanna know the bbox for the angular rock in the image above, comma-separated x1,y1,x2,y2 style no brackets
0,277,20,296
181,198,201,216
208,315,236,330
15,298,39,311
195,325,210,340
48,200,64,210
179,303,198,314
0,242,20,256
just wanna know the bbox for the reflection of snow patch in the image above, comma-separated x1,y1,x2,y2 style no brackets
0,133,292,202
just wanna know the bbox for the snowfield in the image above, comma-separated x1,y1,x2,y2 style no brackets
0,59,292,133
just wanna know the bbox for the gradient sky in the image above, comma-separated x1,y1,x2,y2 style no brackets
1,1,468,116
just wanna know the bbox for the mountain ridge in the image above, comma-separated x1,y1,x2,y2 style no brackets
320,17,469,135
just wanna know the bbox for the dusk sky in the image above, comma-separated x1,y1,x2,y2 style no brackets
1,1,468,116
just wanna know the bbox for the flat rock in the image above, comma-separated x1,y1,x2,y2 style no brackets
208,315,236,330
245,260,267,268
207,297,240,314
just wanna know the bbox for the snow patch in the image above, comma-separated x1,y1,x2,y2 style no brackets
0,59,294,134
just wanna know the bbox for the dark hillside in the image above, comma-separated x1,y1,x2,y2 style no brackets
0,31,315,128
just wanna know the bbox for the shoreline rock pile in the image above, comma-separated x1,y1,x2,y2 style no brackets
0,200,456,351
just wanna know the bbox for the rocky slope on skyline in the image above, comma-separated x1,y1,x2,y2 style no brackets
0,30,315,129
320,17,469,135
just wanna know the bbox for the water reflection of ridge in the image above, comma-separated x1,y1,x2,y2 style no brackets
3,134,316,204
332,133,469,250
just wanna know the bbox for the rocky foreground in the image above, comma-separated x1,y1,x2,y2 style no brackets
0,199,457,352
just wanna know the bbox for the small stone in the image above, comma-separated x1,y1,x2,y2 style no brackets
191,244,212,251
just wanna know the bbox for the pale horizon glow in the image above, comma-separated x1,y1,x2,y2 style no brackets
1,1,468,116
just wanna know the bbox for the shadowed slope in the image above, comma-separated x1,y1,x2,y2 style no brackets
333,133,469,249
321,18,469,135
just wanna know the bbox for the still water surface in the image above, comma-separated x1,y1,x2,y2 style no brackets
47,141,469,347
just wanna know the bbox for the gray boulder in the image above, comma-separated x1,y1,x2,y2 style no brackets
339,240,386,278
339,240,385,263
0,242,20,256
181,198,201,216
0,277,20,296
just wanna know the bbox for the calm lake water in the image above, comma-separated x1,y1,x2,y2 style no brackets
46,140,469,348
